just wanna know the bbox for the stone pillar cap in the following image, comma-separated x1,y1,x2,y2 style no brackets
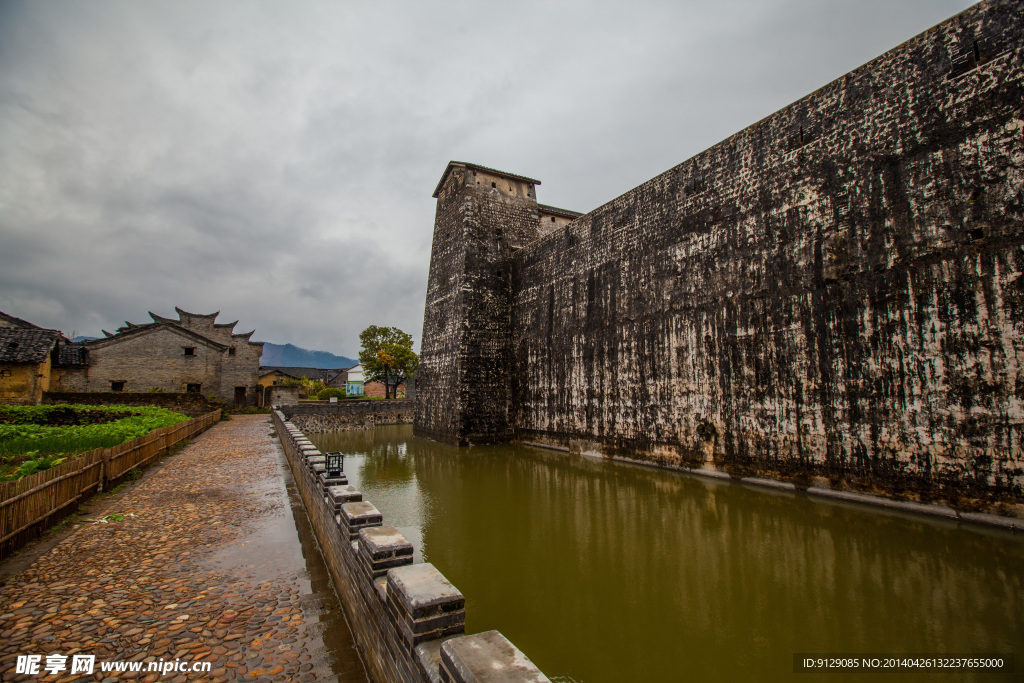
358,525,412,553
441,631,549,682
387,562,463,615
341,501,380,518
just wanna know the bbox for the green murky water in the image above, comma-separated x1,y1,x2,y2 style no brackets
310,425,1023,682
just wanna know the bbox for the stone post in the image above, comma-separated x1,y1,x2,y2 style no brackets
386,563,465,651
339,501,383,541
440,631,549,682
357,526,413,583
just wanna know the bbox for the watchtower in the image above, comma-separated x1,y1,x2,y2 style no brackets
414,162,542,445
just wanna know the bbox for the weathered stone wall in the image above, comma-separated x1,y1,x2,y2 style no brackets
281,400,413,433
0,358,49,405
171,310,263,406
50,366,88,393
537,209,574,237
265,385,299,407
58,327,223,398
415,169,467,444
419,0,1024,506
415,166,543,445
42,392,219,416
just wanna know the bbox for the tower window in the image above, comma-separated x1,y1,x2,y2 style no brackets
228,347,236,356
186,383,202,393
183,347,196,356
491,182,496,188
110,381,125,392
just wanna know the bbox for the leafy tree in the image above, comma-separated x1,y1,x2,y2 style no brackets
280,376,325,398
358,326,418,399
299,377,326,397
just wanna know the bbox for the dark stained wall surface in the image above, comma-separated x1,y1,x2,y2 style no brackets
416,166,542,445
418,0,1024,504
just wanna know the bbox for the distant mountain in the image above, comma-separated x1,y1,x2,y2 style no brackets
71,336,99,342
260,342,357,369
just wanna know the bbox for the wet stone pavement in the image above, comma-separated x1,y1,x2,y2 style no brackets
0,415,368,682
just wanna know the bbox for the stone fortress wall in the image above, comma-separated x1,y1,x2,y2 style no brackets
417,0,1024,509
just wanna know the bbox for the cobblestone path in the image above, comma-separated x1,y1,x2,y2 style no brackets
0,415,367,682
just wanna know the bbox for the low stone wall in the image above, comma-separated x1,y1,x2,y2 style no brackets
279,400,413,433
272,411,548,682
42,392,219,417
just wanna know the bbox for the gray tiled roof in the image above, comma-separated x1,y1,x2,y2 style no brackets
432,161,542,198
0,311,41,329
538,203,583,218
58,342,88,367
259,366,334,380
0,328,60,364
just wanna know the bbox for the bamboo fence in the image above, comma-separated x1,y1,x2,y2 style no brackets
0,409,221,560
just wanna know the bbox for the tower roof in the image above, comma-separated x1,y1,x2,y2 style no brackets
432,161,541,198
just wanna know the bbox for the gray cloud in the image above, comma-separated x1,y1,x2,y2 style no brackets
0,0,975,356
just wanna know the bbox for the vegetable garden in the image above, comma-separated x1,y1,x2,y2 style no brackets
0,404,189,481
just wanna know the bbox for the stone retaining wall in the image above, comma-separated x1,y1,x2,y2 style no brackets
271,410,548,682
278,400,413,433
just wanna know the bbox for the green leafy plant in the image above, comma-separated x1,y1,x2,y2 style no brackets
14,454,67,480
316,388,347,400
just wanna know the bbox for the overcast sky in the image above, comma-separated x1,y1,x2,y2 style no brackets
0,0,975,357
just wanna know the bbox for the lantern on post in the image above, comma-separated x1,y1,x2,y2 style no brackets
325,451,344,478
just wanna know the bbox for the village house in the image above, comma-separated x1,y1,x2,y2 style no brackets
341,364,411,399
0,328,62,405
257,366,341,388
49,307,264,407
345,364,364,396
257,366,346,402
0,312,86,405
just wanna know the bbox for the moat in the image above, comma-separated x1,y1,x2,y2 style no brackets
308,424,1022,682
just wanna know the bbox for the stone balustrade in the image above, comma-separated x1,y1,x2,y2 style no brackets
272,410,548,682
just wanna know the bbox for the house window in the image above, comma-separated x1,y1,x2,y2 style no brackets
110,381,125,392
183,347,196,356
228,347,236,356
186,383,201,393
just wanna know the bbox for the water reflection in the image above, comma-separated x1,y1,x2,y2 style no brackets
311,425,1023,682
